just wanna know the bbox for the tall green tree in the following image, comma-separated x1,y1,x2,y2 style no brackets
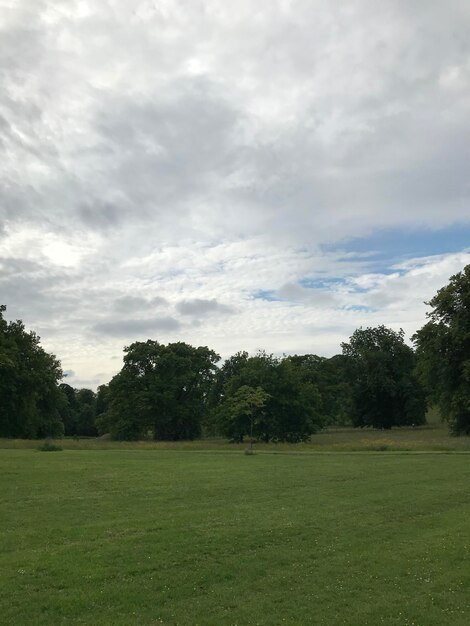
75,388,97,436
413,265,470,434
287,354,353,425
215,351,322,442
0,305,64,438
104,340,220,440
58,383,79,435
218,385,271,445
95,383,111,434
59,385,98,436
204,351,249,435
342,325,426,429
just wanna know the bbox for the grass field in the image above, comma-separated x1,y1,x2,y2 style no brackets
2,421,470,452
1,442,470,625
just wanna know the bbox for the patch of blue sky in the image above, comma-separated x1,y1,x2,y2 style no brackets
342,304,374,312
325,224,470,272
299,277,346,289
298,276,369,294
252,290,281,302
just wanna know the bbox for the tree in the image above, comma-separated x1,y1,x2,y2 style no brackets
75,388,97,436
0,305,64,438
214,351,322,442
95,384,111,434
413,265,470,434
218,385,270,446
105,340,220,440
204,351,249,435
58,385,98,436
341,325,426,429
58,383,79,435
287,354,353,426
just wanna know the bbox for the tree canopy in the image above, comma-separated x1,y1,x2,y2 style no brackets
0,305,64,438
342,325,426,429
102,340,220,440
58,384,98,437
214,351,323,442
413,264,470,434
286,354,353,426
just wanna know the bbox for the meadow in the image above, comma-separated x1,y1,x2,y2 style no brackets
2,419,470,453
1,426,470,625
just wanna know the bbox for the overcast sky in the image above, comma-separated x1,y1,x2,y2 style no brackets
1,0,470,388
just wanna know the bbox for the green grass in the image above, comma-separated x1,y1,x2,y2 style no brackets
1,449,469,625
2,422,470,452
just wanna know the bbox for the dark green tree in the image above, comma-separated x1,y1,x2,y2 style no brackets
105,340,220,440
95,384,111,434
413,265,470,434
75,388,97,436
215,351,322,442
58,383,79,435
342,325,426,429
218,385,270,445
287,354,353,425
96,383,110,416
58,385,98,436
0,305,64,438
204,351,249,435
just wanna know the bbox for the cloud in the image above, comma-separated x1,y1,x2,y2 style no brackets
176,298,236,316
92,317,181,338
276,283,338,307
113,295,168,313
1,0,469,387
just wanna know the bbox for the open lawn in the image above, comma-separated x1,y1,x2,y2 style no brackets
2,421,470,452
1,446,469,625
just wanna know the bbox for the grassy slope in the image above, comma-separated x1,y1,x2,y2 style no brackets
1,449,469,625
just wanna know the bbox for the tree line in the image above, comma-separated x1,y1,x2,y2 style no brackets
1,265,469,440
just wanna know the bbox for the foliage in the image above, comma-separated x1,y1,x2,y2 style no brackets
217,385,271,443
204,351,249,435
95,383,111,435
0,305,64,438
104,340,220,440
59,384,98,436
413,264,470,434
74,388,97,436
287,354,353,425
214,351,322,442
341,325,427,429
58,383,79,435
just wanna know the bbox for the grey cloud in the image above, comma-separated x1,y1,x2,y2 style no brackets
92,316,181,337
78,203,123,231
1,0,470,387
113,295,168,313
0,257,78,320
277,283,338,307
176,298,236,316
2,77,245,237
2,0,469,244
89,79,243,227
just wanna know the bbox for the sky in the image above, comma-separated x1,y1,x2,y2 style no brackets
1,0,470,388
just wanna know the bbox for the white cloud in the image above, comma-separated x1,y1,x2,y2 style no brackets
1,0,469,386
